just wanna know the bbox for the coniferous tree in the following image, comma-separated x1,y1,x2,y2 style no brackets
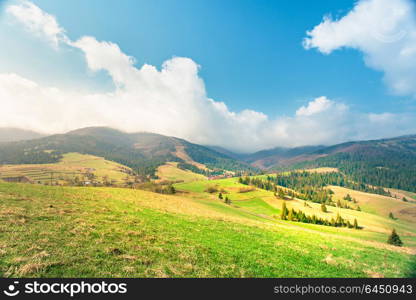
168,185,176,194
387,229,403,246
321,203,327,213
281,201,288,220
218,192,223,200
225,196,231,205
353,218,358,229
288,209,294,221
278,188,285,199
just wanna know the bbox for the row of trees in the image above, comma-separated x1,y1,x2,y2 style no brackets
238,176,336,206
280,202,360,229
272,171,391,197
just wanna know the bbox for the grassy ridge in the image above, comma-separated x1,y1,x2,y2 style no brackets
0,182,414,277
156,162,206,183
0,153,134,185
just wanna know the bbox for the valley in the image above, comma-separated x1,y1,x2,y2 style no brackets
0,127,415,278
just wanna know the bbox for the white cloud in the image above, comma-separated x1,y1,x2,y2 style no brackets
0,0,415,152
6,0,68,47
295,96,347,116
304,0,416,97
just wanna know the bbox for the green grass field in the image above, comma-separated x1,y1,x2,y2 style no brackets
0,180,415,278
156,162,206,183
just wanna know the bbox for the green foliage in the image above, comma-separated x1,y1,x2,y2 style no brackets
353,219,358,229
280,202,288,220
184,143,257,173
205,186,219,194
274,171,391,198
135,182,176,195
281,207,360,230
387,229,403,247
287,136,416,193
224,196,231,205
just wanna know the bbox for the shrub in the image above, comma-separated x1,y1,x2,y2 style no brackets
238,186,256,193
204,186,219,193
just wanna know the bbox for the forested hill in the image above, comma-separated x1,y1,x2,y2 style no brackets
0,128,45,142
280,135,416,192
0,127,255,176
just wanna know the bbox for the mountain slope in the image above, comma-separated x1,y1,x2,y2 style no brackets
0,127,255,176
243,145,326,169
274,135,416,193
0,128,45,143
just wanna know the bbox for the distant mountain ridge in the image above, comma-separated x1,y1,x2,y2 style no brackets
0,128,45,143
0,126,415,191
0,127,255,176
241,145,326,169
269,135,416,192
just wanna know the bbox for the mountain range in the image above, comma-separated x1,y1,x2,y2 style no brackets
0,127,415,191
0,127,44,143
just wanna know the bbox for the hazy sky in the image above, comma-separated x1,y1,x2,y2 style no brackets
1,0,416,152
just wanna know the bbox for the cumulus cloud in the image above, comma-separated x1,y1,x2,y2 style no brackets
304,0,416,97
6,0,68,47
296,96,347,116
0,0,415,152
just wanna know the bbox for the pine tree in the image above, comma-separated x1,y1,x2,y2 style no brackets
387,229,403,246
278,188,285,199
388,212,395,219
225,196,231,205
353,218,358,229
288,209,294,221
218,192,223,200
281,201,288,220
321,203,327,213
168,185,176,194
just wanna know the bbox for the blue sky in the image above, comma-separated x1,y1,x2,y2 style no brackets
6,0,403,114
1,0,416,152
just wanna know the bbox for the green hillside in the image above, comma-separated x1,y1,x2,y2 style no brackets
262,135,416,193
0,179,414,278
0,127,255,178
0,153,135,185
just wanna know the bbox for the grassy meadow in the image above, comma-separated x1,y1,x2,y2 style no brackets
0,176,415,277
0,153,135,185
156,162,206,183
